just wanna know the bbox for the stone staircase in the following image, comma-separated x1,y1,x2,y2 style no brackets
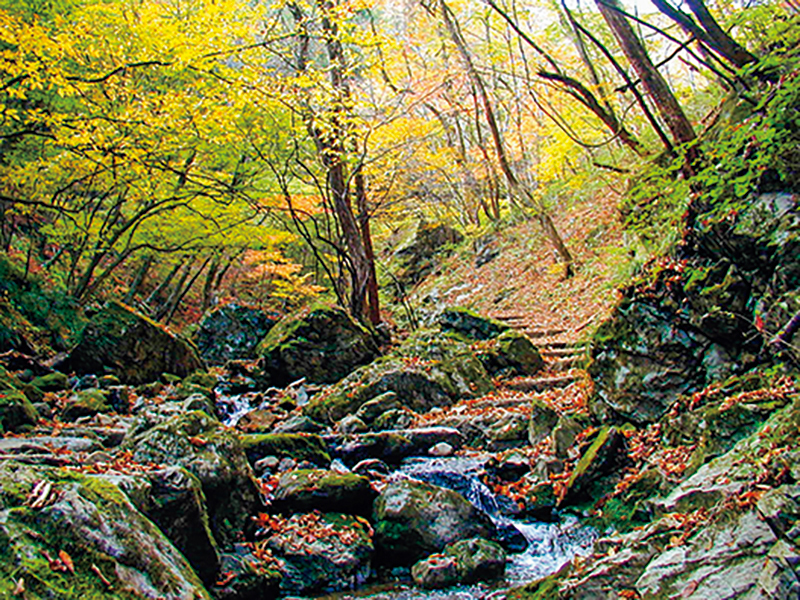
491,312,593,393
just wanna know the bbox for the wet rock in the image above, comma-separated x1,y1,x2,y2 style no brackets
124,410,260,549
273,415,326,434
411,554,459,589
0,461,210,599
214,549,282,600
528,398,559,446
372,478,496,565
552,414,590,459
354,391,400,424
445,537,506,583
337,414,368,434
195,303,278,365
429,442,453,457
270,469,376,516
63,301,204,385
305,330,492,424
256,304,377,386
372,407,416,431
29,371,70,392
266,512,373,595
485,451,530,481
236,409,279,434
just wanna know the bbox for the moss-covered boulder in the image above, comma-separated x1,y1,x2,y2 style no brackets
435,307,509,340
61,389,111,422
239,433,331,467
528,398,559,446
270,469,376,516
256,303,377,387
0,461,210,599
266,512,373,595
411,554,459,589
372,478,496,565
305,330,492,423
444,537,506,583
63,301,204,385
0,365,39,433
123,410,259,549
391,221,464,292
480,330,545,377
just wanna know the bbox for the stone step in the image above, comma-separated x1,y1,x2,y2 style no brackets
545,356,586,372
540,346,587,357
504,375,578,393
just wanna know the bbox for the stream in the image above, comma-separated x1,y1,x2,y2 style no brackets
218,390,598,599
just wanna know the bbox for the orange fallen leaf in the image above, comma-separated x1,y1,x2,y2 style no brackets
189,436,208,447
215,571,236,586
59,549,75,575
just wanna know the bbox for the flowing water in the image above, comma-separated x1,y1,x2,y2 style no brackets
314,454,597,600
216,391,598,598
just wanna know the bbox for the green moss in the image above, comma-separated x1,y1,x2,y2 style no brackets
505,566,570,599
239,433,331,466
568,427,612,490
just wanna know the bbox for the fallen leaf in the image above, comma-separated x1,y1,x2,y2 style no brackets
12,578,25,596
91,563,113,589
59,549,75,575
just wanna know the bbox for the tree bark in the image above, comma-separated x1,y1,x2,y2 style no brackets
596,0,700,176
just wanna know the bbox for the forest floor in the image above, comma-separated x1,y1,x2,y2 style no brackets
405,189,627,349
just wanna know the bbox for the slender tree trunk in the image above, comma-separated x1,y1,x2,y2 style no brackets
155,258,195,322
441,0,574,274
596,0,699,176
355,170,381,326
164,255,213,325
145,259,184,310
123,254,153,305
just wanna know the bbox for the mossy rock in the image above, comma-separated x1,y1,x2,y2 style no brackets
0,365,39,432
0,461,210,599
372,478,496,565
29,371,70,393
61,389,111,422
256,303,377,386
270,469,376,516
563,426,626,505
124,410,259,549
64,301,204,385
391,221,464,291
435,307,509,341
239,433,331,467
444,537,506,583
305,330,492,424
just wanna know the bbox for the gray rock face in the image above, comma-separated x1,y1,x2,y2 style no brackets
392,221,464,291
589,192,800,424
372,478,496,565
195,303,278,365
64,301,204,385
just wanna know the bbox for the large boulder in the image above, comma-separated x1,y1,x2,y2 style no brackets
194,303,278,365
0,461,210,599
0,365,38,433
392,221,464,292
305,330,493,423
256,304,377,386
123,410,260,549
372,478,496,565
63,301,204,385
435,307,509,340
266,512,373,595
105,467,221,584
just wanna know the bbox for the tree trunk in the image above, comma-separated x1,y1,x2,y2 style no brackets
123,254,153,305
355,169,381,326
596,0,699,176
442,0,574,274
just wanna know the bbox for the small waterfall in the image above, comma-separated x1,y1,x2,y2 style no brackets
399,454,597,587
